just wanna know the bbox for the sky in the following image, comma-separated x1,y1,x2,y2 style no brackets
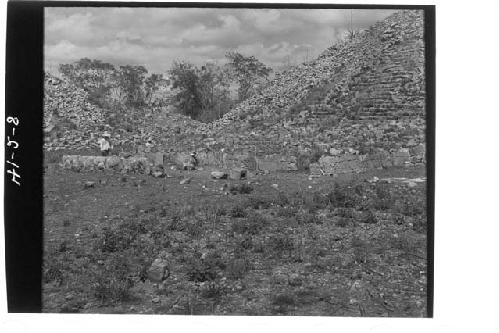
45,7,396,74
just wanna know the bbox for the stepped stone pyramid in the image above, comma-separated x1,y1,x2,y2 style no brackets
196,10,426,172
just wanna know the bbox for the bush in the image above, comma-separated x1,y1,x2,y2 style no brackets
199,280,227,299
231,213,268,235
225,258,252,280
43,261,64,285
245,196,272,210
271,292,296,314
327,184,359,208
268,234,295,257
298,212,321,225
336,217,350,228
296,153,311,172
97,227,135,253
274,191,289,207
394,196,426,217
185,219,204,238
372,183,394,210
91,254,134,303
229,183,254,195
359,210,378,224
186,252,224,282
277,206,298,218
166,212,184,231
229,204,247,218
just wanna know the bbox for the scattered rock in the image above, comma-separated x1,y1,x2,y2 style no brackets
180,177,192,185
288,273,303,287
152,171,165,178
83,181,95,189
229,168,247,180
147,258,170,283
211,171,227,179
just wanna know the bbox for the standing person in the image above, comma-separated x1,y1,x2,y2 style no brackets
98,132,112,156
183,152,198,170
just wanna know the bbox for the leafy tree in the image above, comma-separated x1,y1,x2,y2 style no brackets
144,73,164,105
168,61,203,119
197,63,233,121
116,65,148,107
225,51,272,101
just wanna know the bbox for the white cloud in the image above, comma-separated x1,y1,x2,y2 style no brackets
44,7,397,73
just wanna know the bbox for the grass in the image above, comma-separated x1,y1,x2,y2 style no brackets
43,164,427,316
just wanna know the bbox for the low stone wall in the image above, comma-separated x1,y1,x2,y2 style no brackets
310,145,425,175
61,152,165,174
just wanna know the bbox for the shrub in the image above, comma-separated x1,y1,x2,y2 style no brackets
43,262,64,285
231,213,268,235
91,254,134,303
199,280,227,299
310,145,324,164
394,196,426,217
185,219,204,238
229,204,247,218
372,183,393,210
271,292,296,314
274,191,289,207
97,227,135,253
229,183,254,195
225,258,252,280
277,206,298,218
359,210,378,224
186,253,224,282
351,236,369,263
58,240,69,253
296,153,311,172
245,196,272,210
298,212,321,225
336,217,350,228
268,234,295,257
327,184,358,208
167,212,184,231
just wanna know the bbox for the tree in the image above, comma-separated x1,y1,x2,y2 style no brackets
144,73,164,105
197,63,233,122
116,65,148,107
168,61,203,119
225,51,272,101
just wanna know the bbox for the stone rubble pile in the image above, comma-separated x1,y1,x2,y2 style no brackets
44,74,106,150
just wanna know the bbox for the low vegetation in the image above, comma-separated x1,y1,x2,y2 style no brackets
43,165,427,316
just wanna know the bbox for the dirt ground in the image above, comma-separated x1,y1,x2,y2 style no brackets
42,162,427,316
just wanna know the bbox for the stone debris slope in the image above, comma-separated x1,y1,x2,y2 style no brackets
209,10,425,159
44,74,106,150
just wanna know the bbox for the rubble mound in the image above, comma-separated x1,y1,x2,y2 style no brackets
209,10,426,160
44,73,106,150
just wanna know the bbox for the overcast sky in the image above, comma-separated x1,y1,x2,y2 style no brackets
45,7,396,74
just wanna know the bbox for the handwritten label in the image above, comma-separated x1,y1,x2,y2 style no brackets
6,116,20,185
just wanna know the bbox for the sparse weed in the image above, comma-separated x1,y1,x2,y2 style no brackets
229,183,254,195
229,204,247,218
91,254,134,303
245,196,272,210
43,261,64,285
231,213,268,235
271,292,296,314
225,258,252,280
